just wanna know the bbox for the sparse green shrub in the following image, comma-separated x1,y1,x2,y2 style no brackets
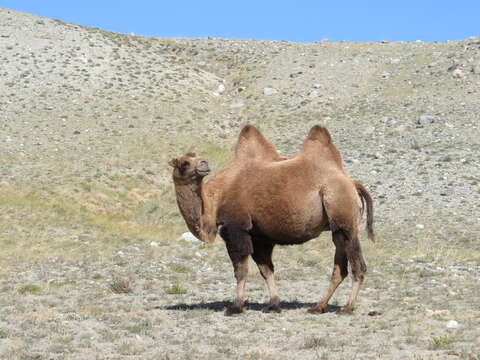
126,319,153,335
303,336,328,349
110,278,132,294
18,284,42,295
429,335,455,350
164,284,187,295
170,264,190,273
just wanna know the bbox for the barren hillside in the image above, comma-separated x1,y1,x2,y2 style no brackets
0,8,479,359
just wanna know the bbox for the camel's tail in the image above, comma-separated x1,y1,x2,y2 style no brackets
353,180,375,243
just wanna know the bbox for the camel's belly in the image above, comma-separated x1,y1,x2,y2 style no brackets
251,192,328,244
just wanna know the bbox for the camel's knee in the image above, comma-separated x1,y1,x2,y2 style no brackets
350,261,366,282
332,264,348,283
257,263,275,280
234,259,249,281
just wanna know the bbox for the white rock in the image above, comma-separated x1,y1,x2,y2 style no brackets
309,90,319,98
230,101,244,108
150,241,159,247
363,126,375,135
417,115,436,125
217,84,225,94
452,69,465,79
472,59,480,74
263,87,278,95
416,224,425,229
313,83,322,89
446,320,459,329
181,232,200,242
211,92,220,97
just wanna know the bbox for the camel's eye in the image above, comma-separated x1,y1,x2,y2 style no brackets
182,161,190,168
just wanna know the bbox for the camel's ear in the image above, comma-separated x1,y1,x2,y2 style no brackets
168,158,179,168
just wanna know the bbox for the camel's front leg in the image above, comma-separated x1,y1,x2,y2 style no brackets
225,256,249,316
220,224,253,316
252,241,280,313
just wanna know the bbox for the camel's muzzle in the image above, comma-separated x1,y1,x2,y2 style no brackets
196,160,210,177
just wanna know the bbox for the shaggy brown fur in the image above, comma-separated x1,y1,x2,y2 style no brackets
169,125,374,316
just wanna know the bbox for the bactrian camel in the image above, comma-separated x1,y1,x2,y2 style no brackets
169,125,374,316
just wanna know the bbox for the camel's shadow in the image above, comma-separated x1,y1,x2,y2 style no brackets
161,300,340,313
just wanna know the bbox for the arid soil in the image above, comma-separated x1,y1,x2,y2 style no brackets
0,8,479,360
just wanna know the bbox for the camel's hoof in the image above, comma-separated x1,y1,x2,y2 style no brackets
262,304,281,313
307,306,326,314
336,307,354,315
224,306,243,316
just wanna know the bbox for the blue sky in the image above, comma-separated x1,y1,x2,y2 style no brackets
3,1,479,42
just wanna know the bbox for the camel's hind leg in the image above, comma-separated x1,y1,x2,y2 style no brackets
308,230,348,313
251,241,281,313
339,230,367,314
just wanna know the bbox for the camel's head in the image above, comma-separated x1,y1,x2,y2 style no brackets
168,153,210,184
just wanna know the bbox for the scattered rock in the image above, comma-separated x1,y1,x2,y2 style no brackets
416,224,425,229
363,126,375,135
230,101,244,109
308,90,319,98
181,232,199,242
312,83,321,89
446,320,459,329
417,115,435,126
150,241,159,247
426,309,450,317
217,84,225,94
289,71,303,79
263,87,278,96
472,58,480,74
452,68,465,79
394,124,408,133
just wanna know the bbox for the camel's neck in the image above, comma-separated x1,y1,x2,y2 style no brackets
173,180,217,242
